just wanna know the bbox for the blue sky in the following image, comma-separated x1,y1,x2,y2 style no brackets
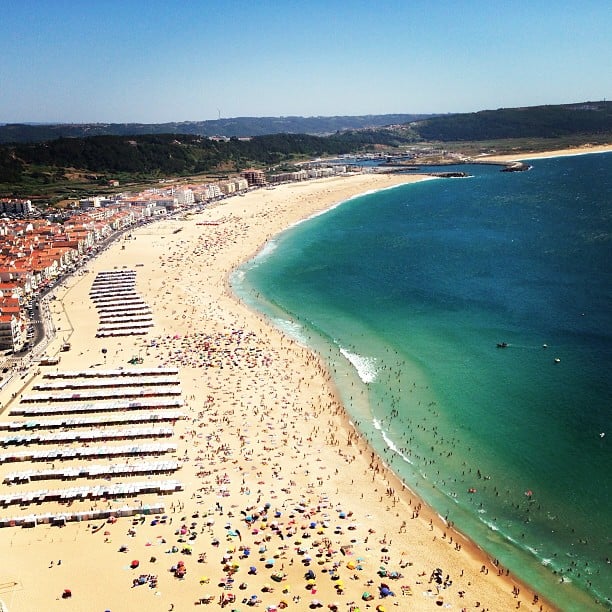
1,0,610,123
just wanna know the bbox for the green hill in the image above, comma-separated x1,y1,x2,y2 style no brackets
1,131,411,178
411,101,612,141
1,102,610,200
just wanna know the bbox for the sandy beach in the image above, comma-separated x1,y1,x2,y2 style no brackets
0,171,558,612
481,142,612,162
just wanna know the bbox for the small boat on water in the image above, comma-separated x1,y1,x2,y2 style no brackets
496,342,508,348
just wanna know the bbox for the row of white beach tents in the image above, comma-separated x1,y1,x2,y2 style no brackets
3,459,180,484
0,442,178,464
11,397,183,416
0,502,166,528
91,270,154,337
0,409,185,431
0,479,183,507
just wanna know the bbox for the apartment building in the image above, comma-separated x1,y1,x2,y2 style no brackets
241,169,266,187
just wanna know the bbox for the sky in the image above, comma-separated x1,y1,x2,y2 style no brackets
1,0,611,123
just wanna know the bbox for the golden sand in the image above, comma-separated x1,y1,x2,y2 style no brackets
481,143,612,162
0,172,557,611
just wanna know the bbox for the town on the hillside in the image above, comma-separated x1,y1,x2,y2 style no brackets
0,164,351,358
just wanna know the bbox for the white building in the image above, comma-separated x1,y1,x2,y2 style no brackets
219,181,236,195
203,184,222,200
175,189,195,205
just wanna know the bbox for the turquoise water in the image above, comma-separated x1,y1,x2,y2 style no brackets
232,153,612,610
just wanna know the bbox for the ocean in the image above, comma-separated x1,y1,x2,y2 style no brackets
232,152,612,610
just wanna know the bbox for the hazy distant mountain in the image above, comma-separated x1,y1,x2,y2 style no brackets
0,114,434,144
2,102,610,146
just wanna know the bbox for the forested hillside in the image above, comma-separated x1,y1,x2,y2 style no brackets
0,130,415,183
412,101,612,141
1,102,610,198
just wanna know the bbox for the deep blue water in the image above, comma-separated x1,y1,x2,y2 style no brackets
233,153,612,610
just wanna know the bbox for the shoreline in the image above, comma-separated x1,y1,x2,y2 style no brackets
0,169,576,611
226,162,609,610
226,176,563,609
478,142,612,162
221,174,555,610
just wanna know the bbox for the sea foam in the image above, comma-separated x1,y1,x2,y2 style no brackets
481,518,500,532
339,347,377,383
379,427,414,465
273,318,308,345
251,240,278,266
